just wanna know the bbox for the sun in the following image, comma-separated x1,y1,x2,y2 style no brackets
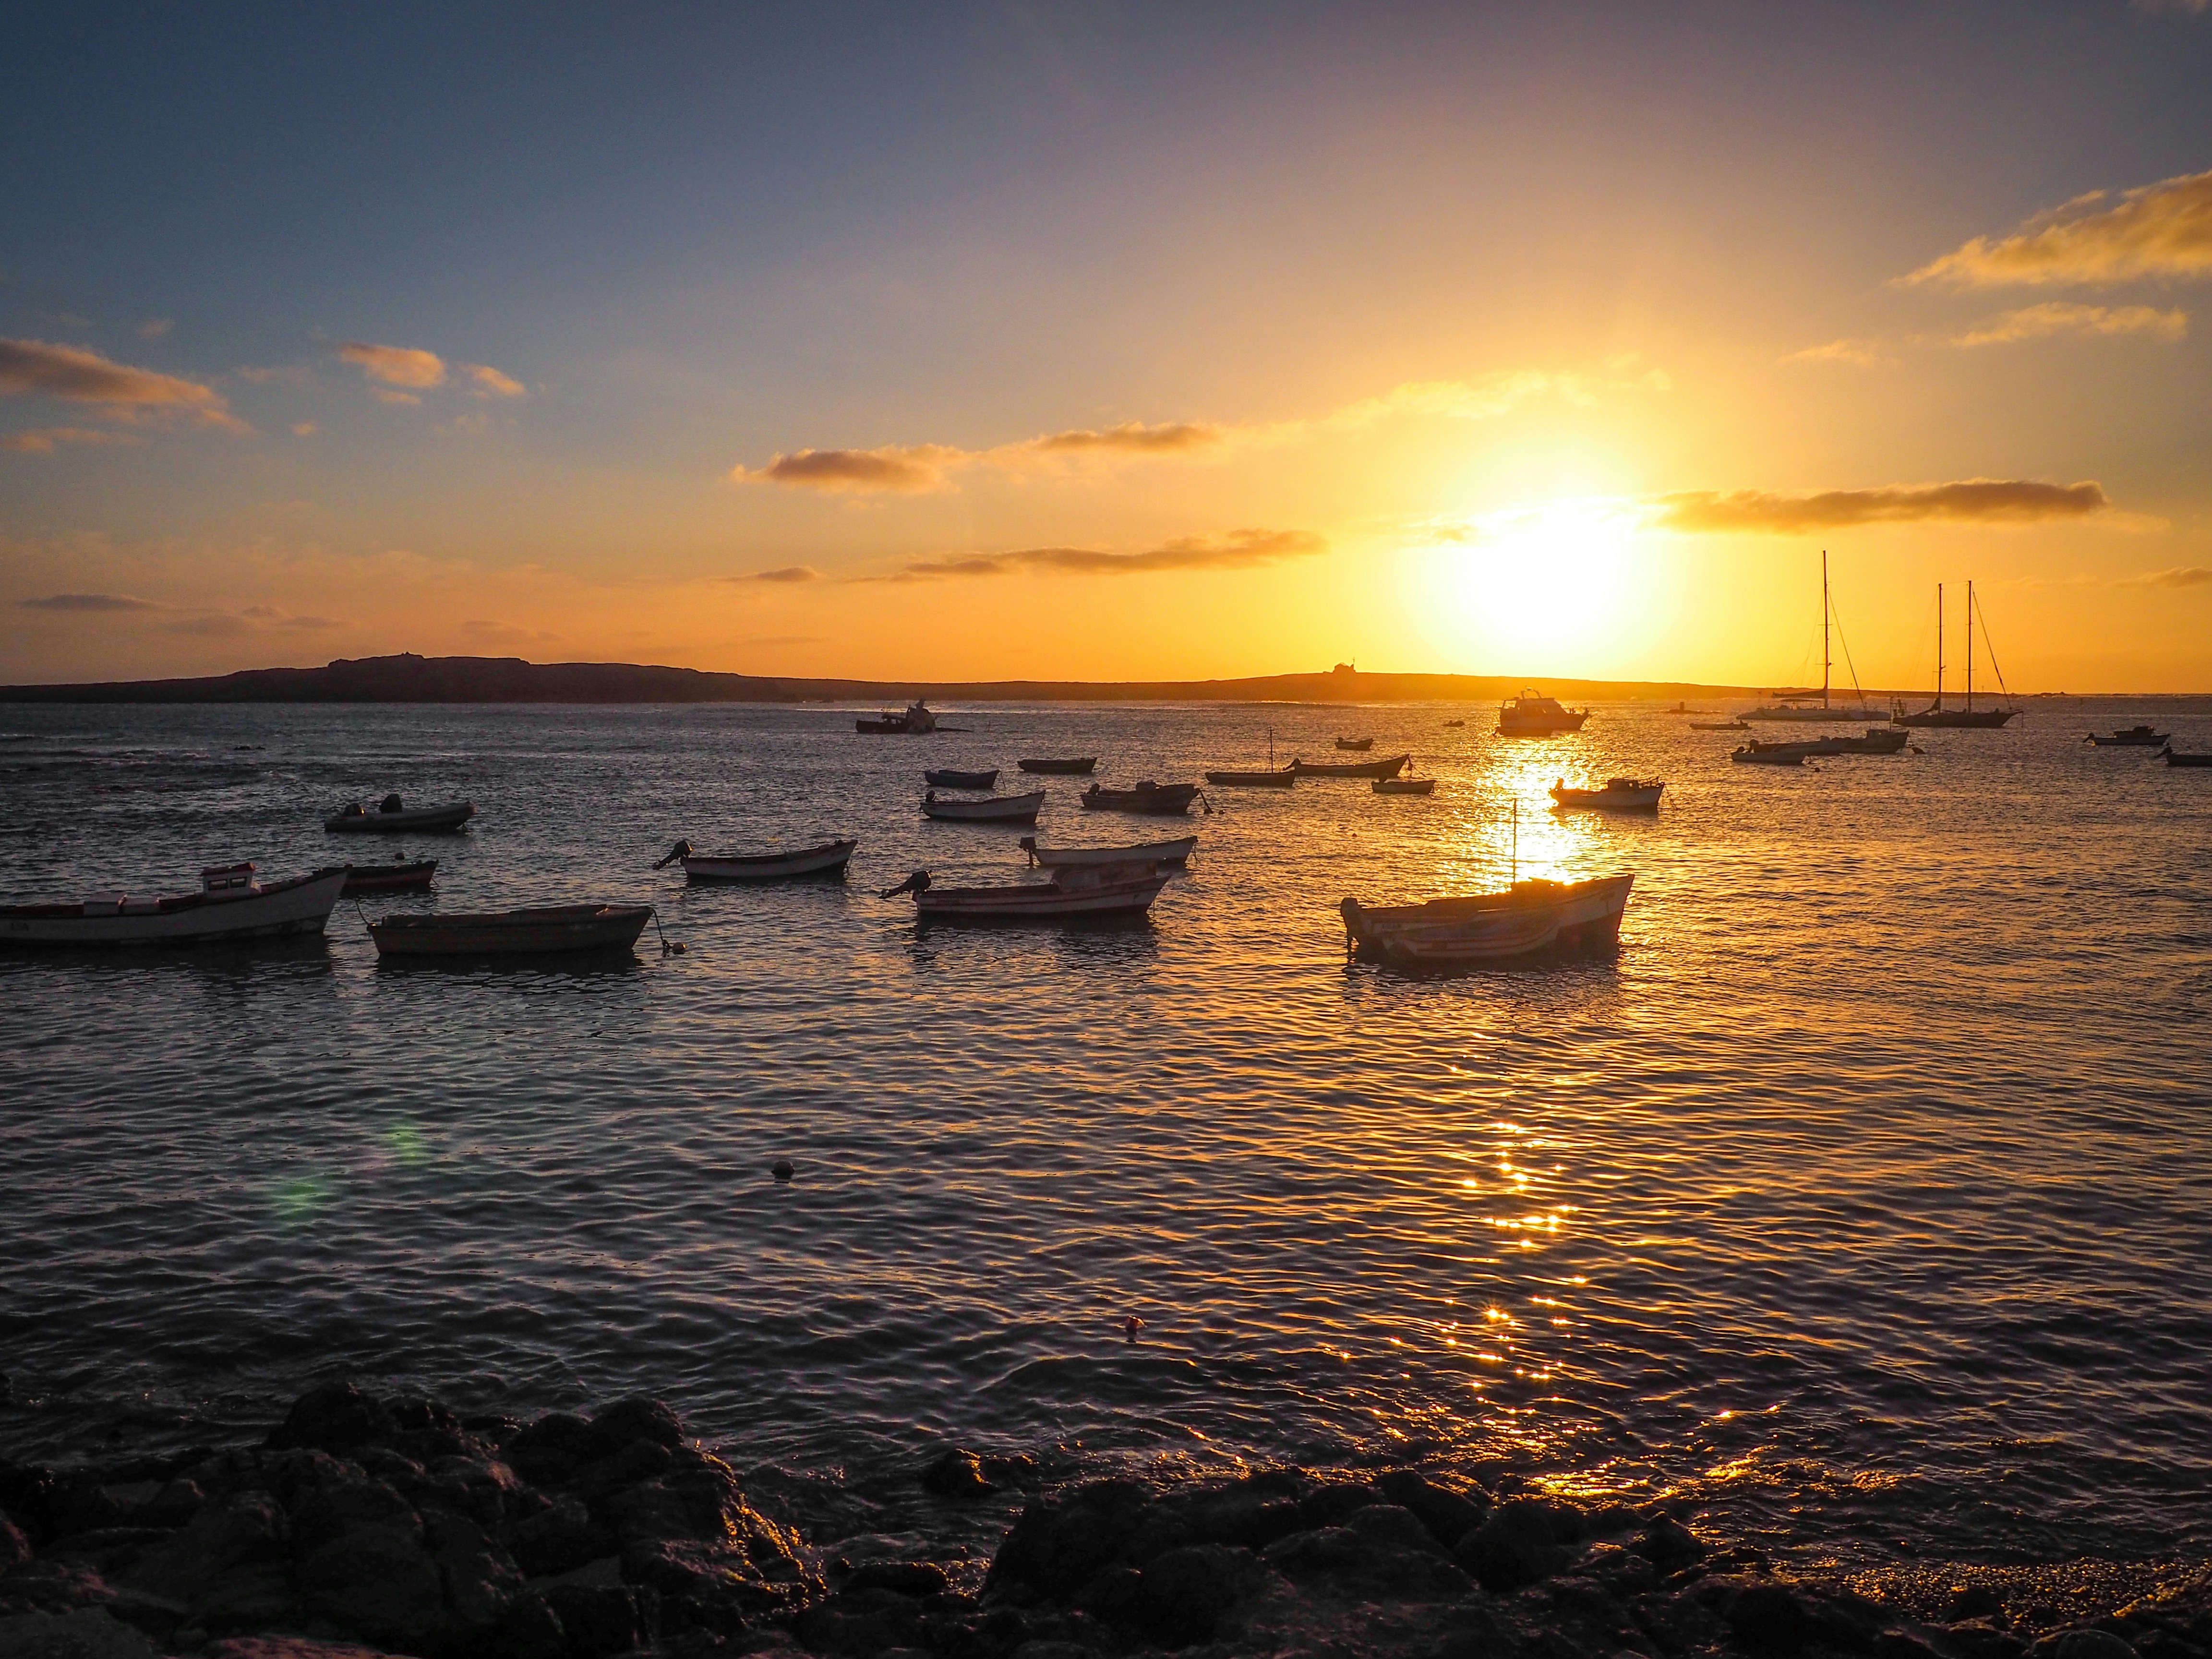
1422,499,1639,663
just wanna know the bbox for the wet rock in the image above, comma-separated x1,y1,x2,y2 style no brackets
1635,1514,1710,1575
489,1590,567,1659
507,1413,600,1488
289,1468,416,1549
1377,1470,1486,1551
590,1398,687,1454
987,1480,1153,1600
0,1559,118,1616
1730,1582,1814,1652
846,1561,950,1597
2,1518,29,1567
1127,1543,1265,1646
0,1605,160,1658
546,1580,657,1658
517,1494,618,1578
1348,1503,1453,1558
1947,1619,2030,1659
427,1508,525,1630
1949,1586,2008,1623
575,1439,678,1502
204,1640,411,1659
265,1383,400,1455
122,1491,288,1606
1297,1481,1385,1531
1457,1498,1574,1593
1260,1524,1473,1600
2032,1634,2139,1659
793,1587,926,1656
296,1522,445,1650
920,1450,995,1499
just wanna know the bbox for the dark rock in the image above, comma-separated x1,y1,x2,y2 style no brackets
45,1476,127,1541
1457,1498,1573,1593
1875,1633,1950,1659
920,1450,995,1499
141,1479,204,1530
1948,1619,2030,1659
590,1398,686,1454
1261,1524,1474,1600
0,1558,118,1616
508,1413,599,1488
265,1383,399,1455
987,1481,1153,1600
1127,1543,1264,1646
1950,1587,2008,1623
517,1496,618,1577
0,1462,61,1544
1731,1583,1814,1652
1347,1503,1452,1558
2032,1634,2138,1659
1073,1563,1142,1623
547,1580,657,1658
1377,1470,1485,1550
1,1518,29,1567
427,1509,524,1632
288,1470,416,1550
122,1491,288,1606
846,1561,950,1598
0,1606,160,1657
574,1440,678,1502
296,1522,445,1650
205,1639,415,1658
793,1587,925,1656
1635,1515,1710,1575
490,1591,567,1659
1297,1481,1384,1531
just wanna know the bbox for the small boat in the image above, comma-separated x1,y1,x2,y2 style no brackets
1081,781,1202,815
368,904,654,958
1666,703,1714,715
2159,746,2212,768
1335,736,1375,752
1018,757,1097,775
856,698,938,735
1689,720,1750,732
325,795,477,833
1340,875,1634,970
1291,753,1410,780
1020,834,1196,868
0,864,349,947
922,789,1046,823
1819,727,1909,755
925,768,998,789
653,838,857,880
881,860,1171,923
2087,726,2170,747
1732,742,1815,766
1496,691,1588,736
1204,765,1298,788
1551,778,1664,811
1372,776,1435,795
1442,719,1466,728
342,860,438,893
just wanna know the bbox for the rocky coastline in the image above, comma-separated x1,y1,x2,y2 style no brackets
1,1384,2203,1659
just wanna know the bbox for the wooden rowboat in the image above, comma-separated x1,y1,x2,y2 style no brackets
1020,834,1195,868
1292,753,1409,780
1081,781,1201,815
1018,757,1097,774
1335,736,1375,751
1551,778,1663,811
325,797,477,833
342,860,438,893
1341,874,1634,971
1732,742,1814,765
881,860,1170,923
654,839,856,880
0,865,349,948
922,790,1045,823
2159,746,2212,768
1204,765,1297,787
1372,776,1435,795
368,903,654,957
925,768,998,789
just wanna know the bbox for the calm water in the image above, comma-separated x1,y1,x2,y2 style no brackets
2,698,2208,1565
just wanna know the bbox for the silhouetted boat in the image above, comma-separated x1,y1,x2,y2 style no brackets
1081,781,1201,815
0,864,348,947
1892,582,2018,727
1335,736,1375,751
1690,719,1750,732
1372,776,1435,795
1732,742,1816,766
1018,757,1097,774
1292,753,1409,780
925,768,998,789
1021,834,1195,868
2087,726,2169,747
325,795,476,832
654,838,856,879
1442,719,1466,727
1814,727,1910,756
1205,765,1297,787
1496,691,1588,735
2159,746,2212,768
923,790,1045,823
342,860,438,893
1340,875,1634,969
1744,553,1875,723
881,860,1171,922
368,903,654,957
1551,778,1664,810
856,699,938,734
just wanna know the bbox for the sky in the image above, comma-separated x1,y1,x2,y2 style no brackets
3,2,2211,690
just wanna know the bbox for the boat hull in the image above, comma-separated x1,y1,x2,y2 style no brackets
369,904,653,957
1081,784,1201,814
1892,707,2015,728
923,791,1046,823
1022,835,1195,868
1496,714,1588,736
1290,754,1409,780
1204,768,1297,787
925,769,998,789
1341,875,1633,971
1372,778,1435,795
325,802,477,833
1732,746,1811,765
0,869,348,947
915,871,1171,923
342,860,438,893
1018,757,1097,774
2087,732,2168,747
1334,738,1375,751
1551,785,1662,810
2162,750,2212,768
681,839,857,880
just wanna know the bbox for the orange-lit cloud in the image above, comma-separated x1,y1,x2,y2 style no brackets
736,444,962,492
727,565,823,582
1782,338,1887,368
18,591,163,611
2,426,134,455
1655,479,2109,532
2122,565,2212,589
0,337,241,429
338,340,448,389
1946,302,2187,347
1905,168,2212,288
464,363,526,397
1028,420,1221,455
880,527,1326,581
137,319,173,339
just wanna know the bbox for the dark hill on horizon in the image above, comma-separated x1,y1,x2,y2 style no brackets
0,652,1768,705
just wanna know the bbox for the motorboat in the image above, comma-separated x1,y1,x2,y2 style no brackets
925,768,998,789
880,860,1171,923
654,838,857,880
2159,746,2212,768
1496,691,1589,736
1690,720,1750,732
342,860,438,893
1080,781,1202,815
1821,727,1909,755
1204,765,1297,788
1335,736,1375,751
368,903,655,958
1020,834,1195,868
1891,581,2018,727
856,698,938,735
1551,778,1664,810
0,864,348,947
1018,757,1097,774
923,789,1045,823
1340,874,1634,970
1372,776,1435,795
1732,742,1816,766
1291,753,1410,780
2087,726,2170,747
325,794,477,832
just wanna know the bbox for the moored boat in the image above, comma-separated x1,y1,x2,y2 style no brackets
2087,725,2169,747
1743,553,1876,722
1018,757,1097,774
1204,765,1297,787
1551,777,1664,810
1731,742,1815,766
1496,691,1589,736
1689,720,1749,732
1891,582,2018,727
0,864,349,947
856,698,938,735
1335,736,1375,751
1020,834,1196,868
925,768,998,789
1340,874,1634,970
654,838,857,880
325,795,477,833
1372,776,1435,795
881,860,1170,923
2159,746,2212,768
1821,727,1910,755
368,903,654,958
342,860,438,893
923,789,1046,823
1081,781,1202,815
1291,753,1410,780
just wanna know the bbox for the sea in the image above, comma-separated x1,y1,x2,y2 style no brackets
1,697,2208,1568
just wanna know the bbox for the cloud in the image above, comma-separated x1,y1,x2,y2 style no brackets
1028,420,1222,455
1946,302,2188,347
734,444,963,493
137,318,172,338
880,527,1328,582
460,618,563,644
338,341,447,389
726,565,822,583
1654,480,2108,533
2122,565,2212,589
3,426,133,454
463,363,525,398
292,421,318,437
0,337,240,428
1783,338,1887,368
1905,168,2212,288
162,613,250,637
18,591,163,611
237,363,316,388
373,389,423,407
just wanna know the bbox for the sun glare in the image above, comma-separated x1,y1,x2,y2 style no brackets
1419,499,1640,664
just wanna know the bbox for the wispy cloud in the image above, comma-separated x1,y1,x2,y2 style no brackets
1904,168,2212,289
2,426,134,455
1655,480,2108,533
0,337,242,430
16,591,338,629
1782,338,1887,368
18,591,163,611
1946,302,2187,347
464,363,525,398
734,443,968,493
2120,565,2212,589
237,363,316,388
726,565,823,583
338,341,447,390
137,318,172,339
876,528,1327,582
460,618,564,645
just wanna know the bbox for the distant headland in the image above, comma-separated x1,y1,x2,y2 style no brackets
0,653,1760,705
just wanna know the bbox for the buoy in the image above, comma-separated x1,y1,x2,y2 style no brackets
1123,1316,1143,1344
771,1160,794,1182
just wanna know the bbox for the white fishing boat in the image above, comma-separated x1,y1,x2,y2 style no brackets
881,859,1171,922
856,698,938,735
1019,834,1195,868
0,864,349,947
654,838,857,880
922,789,1046,823
325,795,477,832
1340,874,1634,969
1496,691,1589,736
1551,777,1664,810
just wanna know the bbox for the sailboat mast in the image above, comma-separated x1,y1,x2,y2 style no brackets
1965,580,1974,712
1936,582,1944,709
1822,550,1831,709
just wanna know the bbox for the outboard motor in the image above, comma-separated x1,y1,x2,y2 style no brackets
652,840,693,870
380,792,404,814
879,870,932,900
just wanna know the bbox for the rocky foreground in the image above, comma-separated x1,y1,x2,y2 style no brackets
1,1385,2204,1659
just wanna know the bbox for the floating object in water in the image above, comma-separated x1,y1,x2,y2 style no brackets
367,903,654,958
1124,1316,1143,1344
655,838,856,880
924,768,998,789
1289,754,1409,780
2159,746,2212,768
1021,834,1195,868
1372,776,1435,796
1204,765,1297,788
1334,736,1375,751
1081,781,1202,815
1551,778,1663,811
2087,725,2169,747
1018,757,1096,774
922,789,1046,823
341,859,438,893
325,797,477,833
1496,690,1589,736
881,861,1170,922
856,698,938,734
772,1160,794,1182
0,863,348,947
1340,875,1635,971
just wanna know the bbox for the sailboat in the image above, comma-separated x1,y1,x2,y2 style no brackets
1740,552,1875,722
1891,582,2017,728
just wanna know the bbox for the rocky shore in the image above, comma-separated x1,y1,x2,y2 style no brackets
1,1384,2204,1659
